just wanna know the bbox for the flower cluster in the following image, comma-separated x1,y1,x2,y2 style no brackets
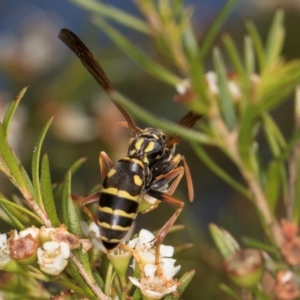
83,221,181,300
175,72,260,103
0,225,89,276
128,229,181,299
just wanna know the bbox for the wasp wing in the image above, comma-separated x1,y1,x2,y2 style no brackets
165,111,201,146
58,28,140,135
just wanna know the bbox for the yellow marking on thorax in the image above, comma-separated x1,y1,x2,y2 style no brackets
103,187,140,202
107,169,116,177
98,206,136,218
142,156,149,164
120,157,144,168
144,141,155,153
135,138,144,150
133,175,143,186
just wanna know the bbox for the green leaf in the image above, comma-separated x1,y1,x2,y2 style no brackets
62,171,82,235
253,286,272,300
53,157,87,208
264,10,285,71
0,203,25,230
92,17,181,86
213,48,237,130
61,171,94,279
244,36,255,81
0,197,42,224
222,34,244,74
191,142,251,199
219,284,240,299
0,124,27,192
40,154,60,227
242,236,278,254
262,113,286,155
266,161,281,213
2,87,28,136
245,20,265,71
65,260,96,299
110,91,216,145
182,25,209,112
164,269,195,300
92,272,105,291
200,0,241,60
278,127,300,163
70,0,150,34
209,223,240,259
69,157,87,175
31,117,53,208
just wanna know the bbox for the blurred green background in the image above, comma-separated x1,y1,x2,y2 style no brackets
1,1,300,298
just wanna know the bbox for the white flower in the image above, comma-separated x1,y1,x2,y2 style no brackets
128,229,180,299
129,262,179,299
81,221,106,252
175,79,191,95
37,241,70,275
0,233,9,258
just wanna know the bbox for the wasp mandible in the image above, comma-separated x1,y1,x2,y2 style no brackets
58,29,200,261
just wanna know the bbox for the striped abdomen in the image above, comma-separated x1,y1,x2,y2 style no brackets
98,157,145,251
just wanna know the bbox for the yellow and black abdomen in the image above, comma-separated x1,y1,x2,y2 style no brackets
98,157,145,251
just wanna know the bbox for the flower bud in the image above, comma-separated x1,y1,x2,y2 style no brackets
223,249,263,287
8,230,39,265
49,225,80,250
273,270,300,300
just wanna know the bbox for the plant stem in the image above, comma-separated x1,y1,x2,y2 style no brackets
210,105,284,248
70,253,111,300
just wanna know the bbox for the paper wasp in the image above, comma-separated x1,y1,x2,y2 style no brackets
58,29,200,260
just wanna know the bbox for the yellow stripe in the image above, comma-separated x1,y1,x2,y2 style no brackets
99,221,130,231
103,187,140,202
98,206,136,218
101,236,121,243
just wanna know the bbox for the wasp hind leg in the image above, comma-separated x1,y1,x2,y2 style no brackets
146,190,184,275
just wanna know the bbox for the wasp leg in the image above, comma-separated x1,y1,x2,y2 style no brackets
152,166,184,196
99,151,114,180
156,154,194,202
146,190,184,272
120,243,145,277
181,155,194,202
140,166,184,215
82,191,101,223
166,154,194,202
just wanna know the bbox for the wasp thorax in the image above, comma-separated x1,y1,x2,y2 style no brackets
128,128,167,165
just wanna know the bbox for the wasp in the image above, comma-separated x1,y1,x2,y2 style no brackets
58,29,200,259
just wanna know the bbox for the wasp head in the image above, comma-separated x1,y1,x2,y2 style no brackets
128,128,174,166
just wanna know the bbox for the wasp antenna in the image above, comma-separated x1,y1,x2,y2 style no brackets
58,28,141,135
